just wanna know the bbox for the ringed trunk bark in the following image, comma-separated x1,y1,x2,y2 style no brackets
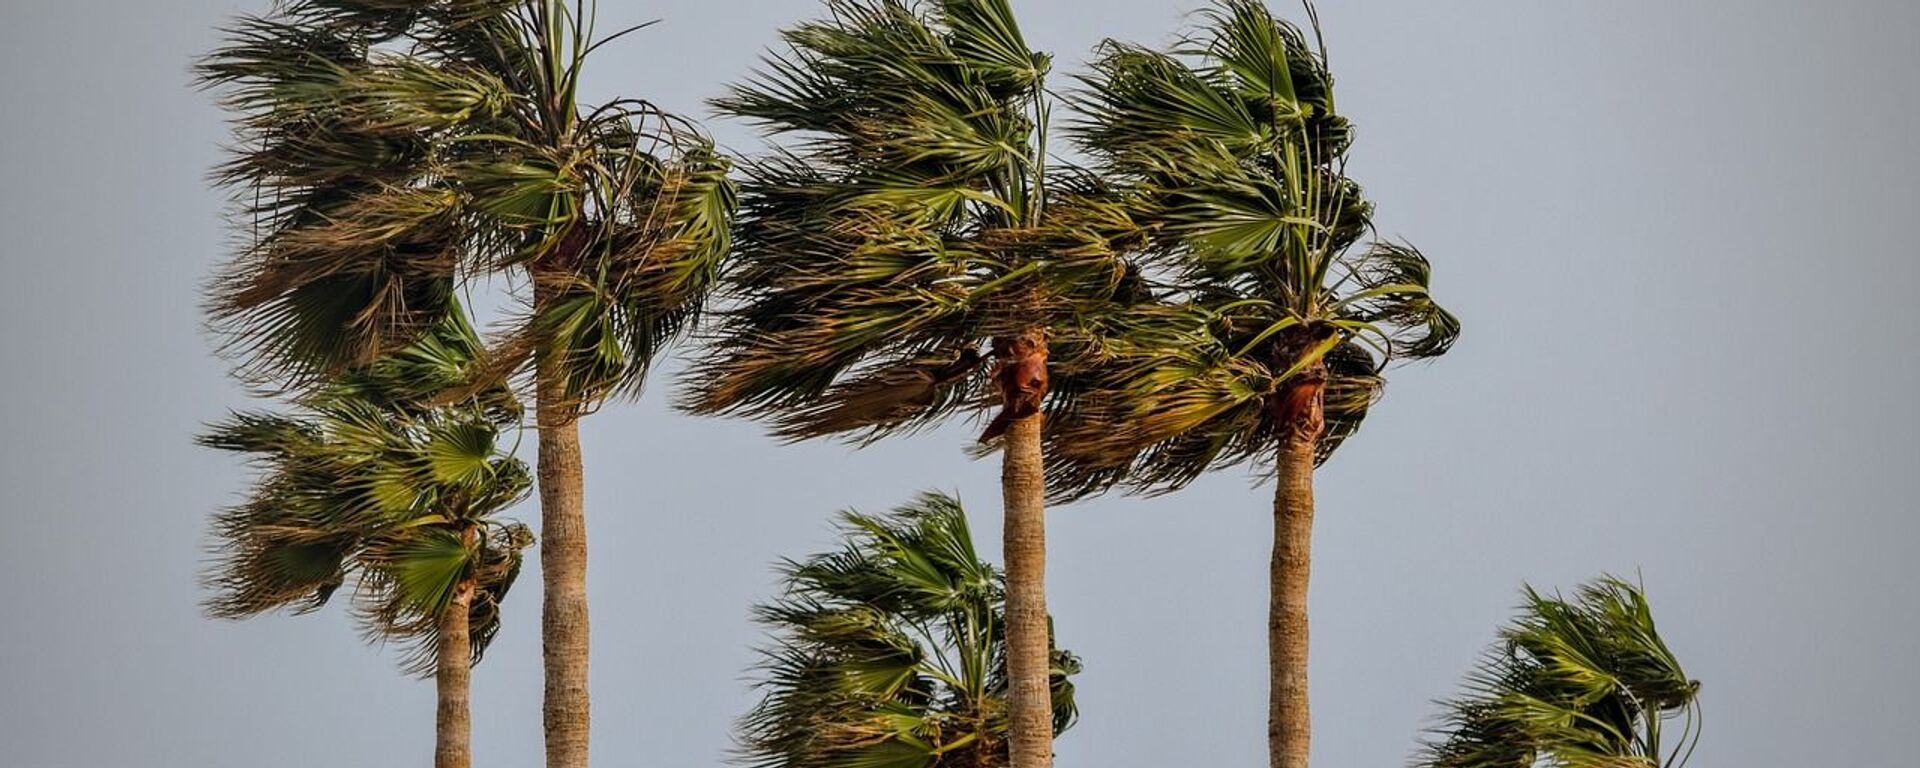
1269,370,1325,768
536,277,591,768
1002,411,1052,768
995,330,1053,768
435,580,476,768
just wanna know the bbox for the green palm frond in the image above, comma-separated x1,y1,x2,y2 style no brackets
201,316,533,676
201,1,737,408
1046,0,1459,498
1419,577,1703,768
739,492,1079,768
685,0,1136,443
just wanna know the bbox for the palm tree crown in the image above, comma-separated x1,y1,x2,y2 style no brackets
201,7,737,763
200,0,734,407
200,308,532,674
1420,577,1703,768
739,492,1080,768
685,0,1132,440
690,8,1120,765
1048,0,1460,497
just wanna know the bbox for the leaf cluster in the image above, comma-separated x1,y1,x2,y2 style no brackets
1418,577,1703,768
200,307,533,675
200,0,736,410
739,492,1079,768
687,0,1142,444
1042,0,1462,499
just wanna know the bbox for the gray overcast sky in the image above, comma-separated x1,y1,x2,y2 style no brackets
3,1,1916,766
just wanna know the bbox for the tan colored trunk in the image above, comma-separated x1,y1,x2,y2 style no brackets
1270,436,1315,768
1269,368,1325,768
537,366,591,768
1001,410,1053,768
436,581,476,768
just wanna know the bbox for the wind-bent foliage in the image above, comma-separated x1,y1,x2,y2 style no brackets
202,305,530,768
692,5,1123,765
1047,5,1460,767
740,492,1080,768
200,0,735,404
1049,0,1460,497
687,0,1132,441
201,5,736,763
1419,577,1703,768
200,306,532,676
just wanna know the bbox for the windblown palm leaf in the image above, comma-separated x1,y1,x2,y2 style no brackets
202,7,736,761
1046,0,1460,499
693,8,1118,765
739,492,1079,768
201,306,533,675
685,0,1134,442
1419,577,1703,768
200,0,735,408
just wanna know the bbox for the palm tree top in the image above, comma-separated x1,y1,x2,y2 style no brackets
200,307,533,675
738,491,1080,768
1043,0,1461,499
1420,577,1703,768
686,0,1140,445
200,0,735,410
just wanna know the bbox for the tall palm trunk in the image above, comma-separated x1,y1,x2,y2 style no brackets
1269,366,1326,768
993,327,1053,768
537,394,590,768
536,342,591,768
533,244,591,768
1001,409,1051,768
436,581,476,768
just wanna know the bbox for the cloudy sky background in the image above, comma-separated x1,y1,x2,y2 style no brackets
3,1,1916,766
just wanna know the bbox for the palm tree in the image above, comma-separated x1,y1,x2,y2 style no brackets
201,309,533,768
198,4,734,764
1418,577,1703,768
686,3,1130,766
1051,3,1460,766
739,492,1080,768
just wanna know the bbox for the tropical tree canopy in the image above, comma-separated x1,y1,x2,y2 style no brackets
739,492,1080,768
200,308,533,674
1045,0,1461,498
199,0,734,409
685,0,1137,442
1419,577,1703,768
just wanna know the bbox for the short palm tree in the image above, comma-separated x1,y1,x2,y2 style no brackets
687,3,1129,766
1052,3,1460,766
1419,577,1703,768
740,492,1080,768
199,4,734,764
201,308,533,768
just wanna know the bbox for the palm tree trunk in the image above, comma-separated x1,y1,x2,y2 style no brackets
1269,368,1326,768
537,358,591,768
436,581,476,768
1002,409,1052,768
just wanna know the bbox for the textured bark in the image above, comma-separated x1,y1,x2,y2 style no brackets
981,334,1048,442
537,354,591,768
1269,369,1325,768
435,581,476,768
1001,395,1053,768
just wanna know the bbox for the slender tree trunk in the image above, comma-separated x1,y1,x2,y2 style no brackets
436,581,476,768
537,348,591,768
1269,365,1326,768
1002,410,1052,768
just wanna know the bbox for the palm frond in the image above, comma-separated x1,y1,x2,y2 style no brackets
687,0,1140,445
201,310,532,676
202,1,737,408
1418,577,1703,768
738,492,1078,768
1047,0,1459,498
